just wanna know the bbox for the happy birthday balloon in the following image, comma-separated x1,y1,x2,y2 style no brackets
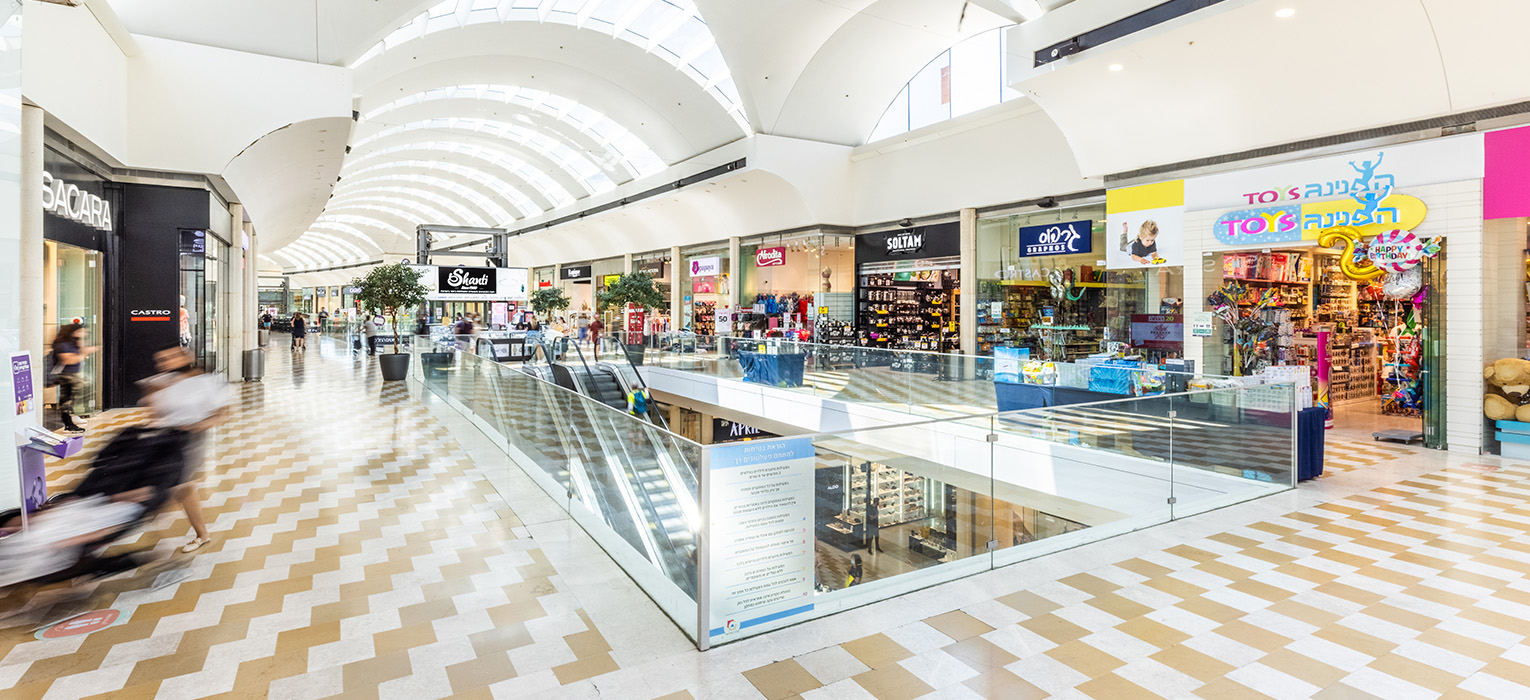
1367,229,1428,273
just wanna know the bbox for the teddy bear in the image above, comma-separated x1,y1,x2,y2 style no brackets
1484,358,1530,421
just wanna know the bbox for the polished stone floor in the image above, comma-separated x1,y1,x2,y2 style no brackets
0,337,1522,699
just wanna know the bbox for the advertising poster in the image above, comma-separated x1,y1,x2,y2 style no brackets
708,438,816,641
11,352,32,417
1129,315,1184,349
1106,181,1184,270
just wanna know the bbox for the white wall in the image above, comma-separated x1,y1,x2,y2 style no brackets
22,1,129,160
849,101,1099,223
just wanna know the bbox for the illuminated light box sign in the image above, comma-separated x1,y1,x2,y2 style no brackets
755,247,785,267
408,264,528,302
690,256,722,277
1212,194,1427,246
1016,220,1092,258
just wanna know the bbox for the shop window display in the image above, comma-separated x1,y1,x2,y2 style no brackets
976,209,1184,363
738,234,855,340
854,225,963,354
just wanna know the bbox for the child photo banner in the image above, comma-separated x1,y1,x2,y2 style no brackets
1106,180,1184,270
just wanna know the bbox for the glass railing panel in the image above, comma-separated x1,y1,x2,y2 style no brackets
700,414,996,646
412,339,702,640
1169,383,1297,519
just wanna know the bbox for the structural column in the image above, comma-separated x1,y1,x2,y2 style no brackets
623,253,633,275
669,246,682,329
20,103,44,394
728,237,741,311
225,203,244,381
959,207,977,356
244,226,258,348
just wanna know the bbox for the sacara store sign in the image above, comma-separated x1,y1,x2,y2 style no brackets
755,247,785,267
40,171,112,232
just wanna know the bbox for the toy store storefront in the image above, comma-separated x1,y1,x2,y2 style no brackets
973,201,1187,363
1182,135,1490,449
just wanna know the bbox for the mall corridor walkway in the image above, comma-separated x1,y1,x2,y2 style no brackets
4,339,1530,699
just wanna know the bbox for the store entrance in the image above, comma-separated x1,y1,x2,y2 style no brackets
1213,247,1437,443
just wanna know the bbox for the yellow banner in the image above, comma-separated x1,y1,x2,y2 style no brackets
1106,180,1185,214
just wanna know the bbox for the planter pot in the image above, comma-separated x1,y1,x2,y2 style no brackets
421,351,453,379
624,344,646,366
379,353,411,381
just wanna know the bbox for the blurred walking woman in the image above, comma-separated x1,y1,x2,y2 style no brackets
51,323,96,434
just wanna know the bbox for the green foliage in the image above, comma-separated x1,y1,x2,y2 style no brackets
596,271,665,312
529,286,571,316
353,262,429,354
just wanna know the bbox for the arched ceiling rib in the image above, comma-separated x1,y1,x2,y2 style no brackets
350,0,748,132
342,160,545,217
344,142,576,208
334,173,507,224
353,118,618,194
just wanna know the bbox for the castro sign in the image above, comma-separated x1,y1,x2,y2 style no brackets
41,171,112,232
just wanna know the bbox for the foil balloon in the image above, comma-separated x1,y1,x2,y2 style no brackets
1367,229,1428,273
1317,226,1386,281
1381,266,1423,300
1047,268,1066,300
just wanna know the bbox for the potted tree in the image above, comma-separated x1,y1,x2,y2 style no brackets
596,271,664,365
530,286,571,325
354,262,429,381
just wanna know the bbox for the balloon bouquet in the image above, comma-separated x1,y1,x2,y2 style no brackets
1206,281,1281,376
1319,226,1438,417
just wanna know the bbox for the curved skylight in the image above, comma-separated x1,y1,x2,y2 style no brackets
868,27,1023,143
347,142,577,208
269,249,313,269
334,175,508,225
283,239,356,266
329,187,486,226
332,178,492,226
324,199,455,228
298,232,372,260
363,85,666,179
353,118,616,194
343,160,543,218
309,220,394,249
314,214,408,241
351,0,748,133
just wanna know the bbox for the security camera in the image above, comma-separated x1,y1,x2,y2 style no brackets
1038,197,1059,208
897,218,914,227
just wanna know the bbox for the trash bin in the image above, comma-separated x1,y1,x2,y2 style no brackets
258,329,270,346
242,348,265,382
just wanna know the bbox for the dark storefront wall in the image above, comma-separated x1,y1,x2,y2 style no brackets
112,184,211,407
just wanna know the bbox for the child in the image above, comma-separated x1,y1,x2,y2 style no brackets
1127,220,1162,265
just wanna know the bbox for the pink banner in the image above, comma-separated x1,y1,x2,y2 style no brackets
1485,125,1530,219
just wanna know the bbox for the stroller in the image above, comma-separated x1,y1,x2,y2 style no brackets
0,426,187,587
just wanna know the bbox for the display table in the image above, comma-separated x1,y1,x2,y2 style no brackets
738,351,807,387
994,382,1124,411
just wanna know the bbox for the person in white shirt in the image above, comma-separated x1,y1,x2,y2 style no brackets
139,347,233,553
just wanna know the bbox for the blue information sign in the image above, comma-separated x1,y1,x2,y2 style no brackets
1015,219,1093,258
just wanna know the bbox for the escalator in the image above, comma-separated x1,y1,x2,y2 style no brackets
518,338,698,592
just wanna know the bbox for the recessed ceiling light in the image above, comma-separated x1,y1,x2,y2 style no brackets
1275,8,1295,18
1108,64,1124,72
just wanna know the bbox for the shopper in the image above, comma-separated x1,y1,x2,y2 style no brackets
291,312,307,350
845,553,864,588
139,346,232,554
589,316,604,358
865,497,883,554
260,311,273,330
363,311,379,355
577,315,590,343
317,309,329,331
627,386,650,419
50,323,97,434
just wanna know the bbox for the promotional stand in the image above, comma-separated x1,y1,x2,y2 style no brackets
9,352,82,531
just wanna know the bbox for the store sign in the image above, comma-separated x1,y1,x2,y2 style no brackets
1212,195,1428,246
129,308,173,322
1130,314,1184,349
1016,220,1092,257
690,256,721,277
410,264,529,301
712,418,776,443
40,171,112,232
343,286,362,295
884,230,924,255
315,287,326,297
602,274,621,288
637,260,667,278
561,265,591,280
707,438,815,641
755,247,786,267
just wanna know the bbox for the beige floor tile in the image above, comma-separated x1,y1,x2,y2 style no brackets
852,665,934,700
962,669,1048,699
842,634,915,670
1046,639,1127,678
1191,676,1277,699
1075,672,1168,699
742,659,823,700
997,590,1063,618
942,636,1020,673
1149,645,1236,683
1259,647,1348,688
1019,612,1093,646
924,610,993,642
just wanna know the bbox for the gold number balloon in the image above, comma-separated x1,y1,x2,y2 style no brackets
1316,226,1386,281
